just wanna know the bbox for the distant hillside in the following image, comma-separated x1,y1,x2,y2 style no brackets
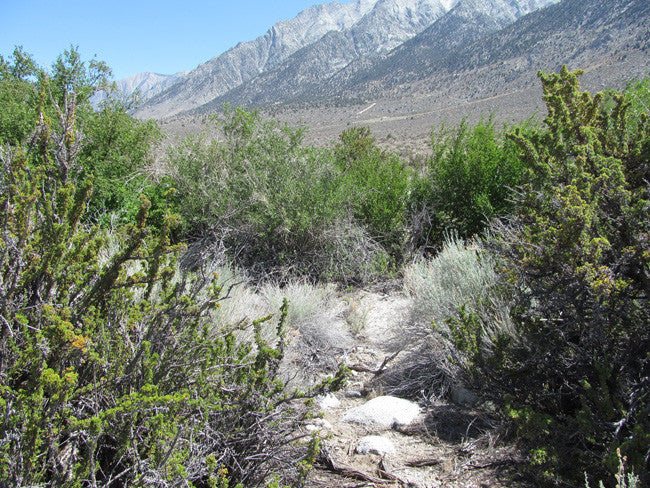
137,0,456,118
199,0,558,110
335,0,650,98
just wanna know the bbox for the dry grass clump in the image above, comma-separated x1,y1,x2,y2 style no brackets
386,234,514,403
404,233,499,328
260,280,352,387
197,263,351,388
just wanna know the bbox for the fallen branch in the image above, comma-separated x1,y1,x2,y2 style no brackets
316,445,389,484
348,351,400,375
378,457,413,486
404,458,443,467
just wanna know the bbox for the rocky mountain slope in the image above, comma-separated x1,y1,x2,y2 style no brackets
331,0,649,98
201,0,559,109
116,71,186,100
136,0,649,148
138,0,458,118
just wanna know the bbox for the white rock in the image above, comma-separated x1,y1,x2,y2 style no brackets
356,435,396,456
313,418,333,430
342,395,421,430
305,418,333,432
315,393,341,410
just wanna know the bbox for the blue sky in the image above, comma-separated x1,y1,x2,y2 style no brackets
0,0,348,80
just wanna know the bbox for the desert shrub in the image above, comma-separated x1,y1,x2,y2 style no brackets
403,233,513,370
260,280,350,353
77,92,164,225
0,46,168,229
169,108,347,263
334,127,410,257
0,47,41,146
315,219,394,285
409,117,528,251
0,93,336,487
169,109,396,284
452,68,649,485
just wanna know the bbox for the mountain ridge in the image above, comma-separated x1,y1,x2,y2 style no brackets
136,0,457,118
128,0,648,127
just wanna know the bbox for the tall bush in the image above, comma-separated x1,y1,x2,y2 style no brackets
169,109,391,283
0,91,329,487
410,117,528,251
334,127,410,258
453,67,649,485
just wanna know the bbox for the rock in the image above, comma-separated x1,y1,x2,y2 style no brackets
344,389,364,398
315,393,341,410
305,418,332,432
342,395,421,430
356,435,396,456
450,385,478,406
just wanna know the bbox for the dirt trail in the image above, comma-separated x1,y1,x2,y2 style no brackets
304,290,523,488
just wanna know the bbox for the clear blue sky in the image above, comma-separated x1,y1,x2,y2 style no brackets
0,0,348,80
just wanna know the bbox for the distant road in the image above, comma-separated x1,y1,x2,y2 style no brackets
357,102,376,115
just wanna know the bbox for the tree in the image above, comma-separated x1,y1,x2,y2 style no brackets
486,67,649,485
0,47,41,145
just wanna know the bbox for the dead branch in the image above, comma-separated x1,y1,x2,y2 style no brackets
316,445,389,484
348,351,400,375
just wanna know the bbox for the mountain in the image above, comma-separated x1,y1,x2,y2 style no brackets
91,71,187,107
196,0,559,110
134,0,649,124
136,0,379,118
334,0,650,100
137,0,459,118
114,71,188,100
329,0,561,90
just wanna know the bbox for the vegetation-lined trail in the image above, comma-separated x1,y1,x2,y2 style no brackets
303,291,522,487
1,47,647,487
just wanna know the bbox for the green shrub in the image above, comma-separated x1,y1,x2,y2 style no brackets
409,117,528,250
334,127,410,257
403,233,513,369
168,109,394,284
0,94,337,487
0,47,40,146
77,92,164,225
453,67,649,485
0,46,167,230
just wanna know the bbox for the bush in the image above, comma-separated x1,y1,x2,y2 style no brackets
168,109,396,284
77,92,164,226
403,233,513,372
452,67,649,485
334,127,410,258
0,94,336,487
0,46,167,230
409,117,528,251
0,47,40,146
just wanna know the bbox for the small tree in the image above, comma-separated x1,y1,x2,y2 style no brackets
483,67,649,484
0,86,332,488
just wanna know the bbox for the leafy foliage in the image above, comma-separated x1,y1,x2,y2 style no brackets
0,46,166,228
452,67,649,485
0,88,335,488
77,92,164,225
0,47,41,146
410,117,528,250
334,127,410,258
169,109,393,284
